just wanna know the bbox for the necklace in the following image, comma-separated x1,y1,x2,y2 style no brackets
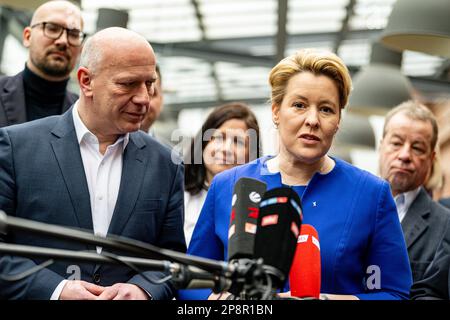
276,156,335,186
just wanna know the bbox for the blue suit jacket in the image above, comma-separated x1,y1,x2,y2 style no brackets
0,71,77,128
179,156,412,300
0,109,186,299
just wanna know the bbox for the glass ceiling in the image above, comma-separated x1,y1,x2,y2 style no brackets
80,0,446,108
0,0,448,172
0,0,447,110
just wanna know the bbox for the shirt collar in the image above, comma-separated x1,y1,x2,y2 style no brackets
72,102,130,151
395,187,421,213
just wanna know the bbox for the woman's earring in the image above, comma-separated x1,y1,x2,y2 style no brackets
273,121,279,129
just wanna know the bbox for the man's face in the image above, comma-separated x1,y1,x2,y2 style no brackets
23,6,83,79
379,112,435,196
87,51,157,135
141,76,163,132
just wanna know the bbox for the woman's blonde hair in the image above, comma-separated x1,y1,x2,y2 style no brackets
269,49,352,109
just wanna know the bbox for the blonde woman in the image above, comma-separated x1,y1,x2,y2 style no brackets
179,49,412,300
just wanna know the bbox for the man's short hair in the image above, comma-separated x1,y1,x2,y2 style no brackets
78,36,102,74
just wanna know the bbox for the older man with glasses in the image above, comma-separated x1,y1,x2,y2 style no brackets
0,0,84,128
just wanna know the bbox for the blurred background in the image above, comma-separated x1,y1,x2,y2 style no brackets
0,0,449,177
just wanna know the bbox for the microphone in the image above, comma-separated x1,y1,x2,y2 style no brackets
228,177,267,261
253,187,302,290
289,224,321,299
226,177,267,297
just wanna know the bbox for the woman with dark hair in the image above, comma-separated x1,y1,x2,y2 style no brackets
183,102,260,245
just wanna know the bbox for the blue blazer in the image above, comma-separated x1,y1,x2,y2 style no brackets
179,156,412,300
0,109,186,299
0,71,77,128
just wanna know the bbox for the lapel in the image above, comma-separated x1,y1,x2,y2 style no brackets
49,109,93,232
1,72,27,125
401,188,431,249
107,132,147,237
62,91,75,113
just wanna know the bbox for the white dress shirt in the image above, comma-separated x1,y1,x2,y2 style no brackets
394,187,421,223
184,189,207,247
50,102,129,300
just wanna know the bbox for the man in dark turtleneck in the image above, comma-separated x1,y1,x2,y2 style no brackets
0,1,84,127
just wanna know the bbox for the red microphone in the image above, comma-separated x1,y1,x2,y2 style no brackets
289,224,321,299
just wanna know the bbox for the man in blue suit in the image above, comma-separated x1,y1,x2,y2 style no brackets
0,27,186,300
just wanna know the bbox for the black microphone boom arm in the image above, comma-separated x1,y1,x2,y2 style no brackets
0,242,231,290
0,210,231,275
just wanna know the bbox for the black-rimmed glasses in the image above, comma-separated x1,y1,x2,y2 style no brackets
31,22,85,47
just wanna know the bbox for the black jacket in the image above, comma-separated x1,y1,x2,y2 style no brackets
402,188,450,282
411,219,450,299
0,71,77,128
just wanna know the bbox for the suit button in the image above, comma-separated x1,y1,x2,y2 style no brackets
93,273,101,284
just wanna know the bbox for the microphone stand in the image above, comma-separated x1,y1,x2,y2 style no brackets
226,258,285,300
0,211,279,298
0,242,230,291
0,211,230,275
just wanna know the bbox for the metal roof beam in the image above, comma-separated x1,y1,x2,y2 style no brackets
333,0,356,53
190,0,224,102
159,29,383,47
152,42,274,67
275,0,288,62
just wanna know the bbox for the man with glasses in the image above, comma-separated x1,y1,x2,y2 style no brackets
0,0,84,128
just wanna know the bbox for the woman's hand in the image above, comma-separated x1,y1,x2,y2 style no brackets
208,292,232,300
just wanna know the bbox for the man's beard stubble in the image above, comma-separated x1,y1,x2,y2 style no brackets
32,48,72,78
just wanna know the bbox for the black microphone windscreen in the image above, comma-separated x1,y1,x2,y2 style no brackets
253,187,303,286
227,177,267,261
